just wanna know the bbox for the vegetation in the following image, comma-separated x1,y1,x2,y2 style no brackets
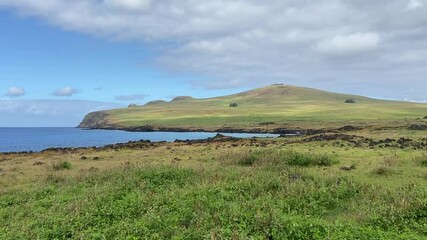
52,161,72,170
415,153,427,167
229,149,337,167
2,85,427,239
345,99,356,103
78,85,427,130
1,128,426,239
229,102,238,107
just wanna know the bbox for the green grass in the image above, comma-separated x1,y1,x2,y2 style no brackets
52,161,72,170
1,128,427,239
225,149,337,167
79,85,427,130
1,165,425,239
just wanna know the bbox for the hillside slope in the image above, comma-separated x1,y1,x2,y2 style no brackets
78,85,427,131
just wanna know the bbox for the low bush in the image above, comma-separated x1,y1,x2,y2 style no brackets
414,153,427,167
345,99,356,103
52,161,72,170
229,102,238,107
285,151,336,166
372,166,392,176
225,149,337,167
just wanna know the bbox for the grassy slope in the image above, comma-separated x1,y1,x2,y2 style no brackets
1,136,426,239
79,85,427,130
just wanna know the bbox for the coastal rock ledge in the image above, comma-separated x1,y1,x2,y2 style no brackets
78,111,111,128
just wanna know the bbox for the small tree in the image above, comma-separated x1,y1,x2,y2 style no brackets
345,99,356,104
229,103,238,107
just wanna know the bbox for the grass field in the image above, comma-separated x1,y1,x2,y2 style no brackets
1,129,426,239
2,85,427,239
79,85,427,131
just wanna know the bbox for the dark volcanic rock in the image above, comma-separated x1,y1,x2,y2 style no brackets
337,125,363,131
409,124,427,130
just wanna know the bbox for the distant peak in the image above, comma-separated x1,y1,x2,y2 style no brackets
145,100,167,106
171,96,194,102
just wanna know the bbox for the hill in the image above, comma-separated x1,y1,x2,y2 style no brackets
78,85,427,131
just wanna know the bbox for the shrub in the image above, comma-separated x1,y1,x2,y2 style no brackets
46,174,66,183
372,166,392,176
229,102,238,107
414,153,427,167
238,154,258,166
53,161,72,170
345,99,356,103
224,149,337,167
286,151,337,167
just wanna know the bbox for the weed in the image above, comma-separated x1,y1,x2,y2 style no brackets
223,149,337,167
372,166,393,176
383,155,398,167
46,174,66,184
52,161,72,170
414,153,427,167
285,151,336,166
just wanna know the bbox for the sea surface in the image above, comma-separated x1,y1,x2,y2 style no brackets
0,128,279,153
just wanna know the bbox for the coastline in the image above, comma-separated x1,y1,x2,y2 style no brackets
77,125,325,135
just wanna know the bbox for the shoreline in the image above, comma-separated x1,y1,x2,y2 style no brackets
0,131,281,155
78,125,325,135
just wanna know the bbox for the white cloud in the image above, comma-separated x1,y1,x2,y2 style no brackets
115,94,147,101
194,79,247,90
0,99,123,127
4,86,25,97
0,1,427,99
105,0,151,11
406,0,424,10
52,86,80,97
315,33,381,56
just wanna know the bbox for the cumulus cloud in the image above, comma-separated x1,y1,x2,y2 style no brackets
4,86,25,97
406,0,424,10
0,0,427,98
315,33,380,57
0,99,123,127
105,0,151,11
115,94,147,101
52,86,80,97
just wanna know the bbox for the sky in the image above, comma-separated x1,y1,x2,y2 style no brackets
0,0,426,127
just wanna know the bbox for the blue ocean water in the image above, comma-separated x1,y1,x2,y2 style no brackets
0,128,278,153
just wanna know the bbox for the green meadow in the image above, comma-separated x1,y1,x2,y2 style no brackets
79,85,427,131
1,85,427,239
1,133,426,239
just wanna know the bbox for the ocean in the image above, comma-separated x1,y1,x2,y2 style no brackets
0,128,278,153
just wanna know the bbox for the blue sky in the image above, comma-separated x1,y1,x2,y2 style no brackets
0,11,240,103
0,9,244,126
1,1,427,126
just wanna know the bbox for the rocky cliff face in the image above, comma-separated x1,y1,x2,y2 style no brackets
78,111,111,128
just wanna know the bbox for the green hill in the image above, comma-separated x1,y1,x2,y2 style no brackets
78,85,427,131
